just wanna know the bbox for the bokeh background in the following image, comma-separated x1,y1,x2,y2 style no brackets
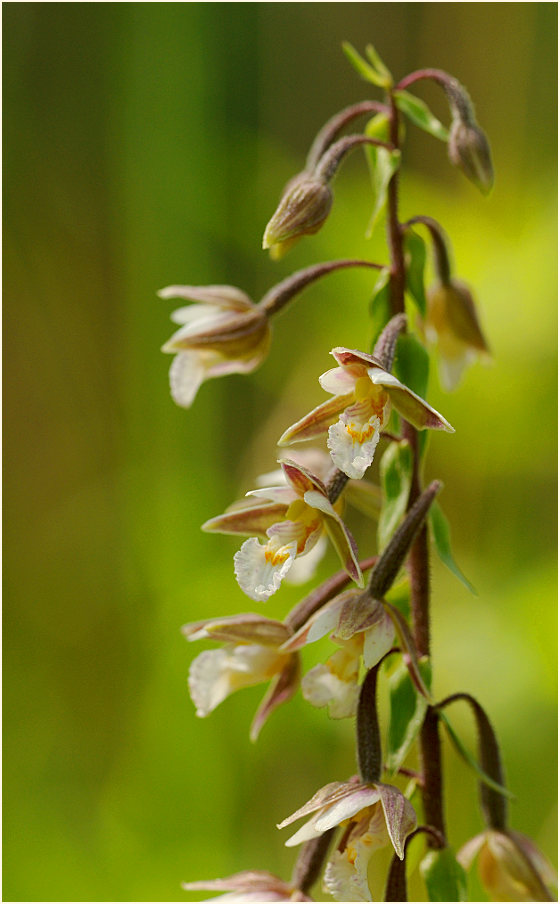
4,3,557,902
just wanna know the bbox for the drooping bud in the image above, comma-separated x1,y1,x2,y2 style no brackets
263,173,333,260
436,692,507,830
395,70,494,194
448,116,494,195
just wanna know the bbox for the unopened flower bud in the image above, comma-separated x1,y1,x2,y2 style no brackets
448,117,494,195
263,173,333,260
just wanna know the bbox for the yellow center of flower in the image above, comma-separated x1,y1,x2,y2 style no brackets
264,545,292,566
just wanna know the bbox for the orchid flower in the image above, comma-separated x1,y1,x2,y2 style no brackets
203,459,363,602
279,347,453,479
160,285,270,408
182,613,299,741
182,869,313,902
426,278,490,391
281,589,394,719
458,828,557,902
278,779,416,902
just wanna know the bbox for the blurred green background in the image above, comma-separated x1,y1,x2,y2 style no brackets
4,4,557,901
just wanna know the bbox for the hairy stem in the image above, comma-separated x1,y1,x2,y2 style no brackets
386,90,446,844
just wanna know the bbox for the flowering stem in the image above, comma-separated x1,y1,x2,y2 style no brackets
386,89,447,845
306,100,390,171
404,215,452,285
395,69,474,122
259,259,383,316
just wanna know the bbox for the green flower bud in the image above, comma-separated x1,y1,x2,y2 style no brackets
263,173,333,260
448,117,494,195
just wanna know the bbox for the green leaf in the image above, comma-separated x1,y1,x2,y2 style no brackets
420,847,468,902
394,332,430,400
439,711,515,799
364,43,393,87
365,144,401,237
394,90,449,142
342,42,391,88
378,440,413,550
386,659,431,774
369,268,392,347
404,229,427,317
429,501,477,595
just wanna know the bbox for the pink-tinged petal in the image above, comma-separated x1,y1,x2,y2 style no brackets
280,459,328,498
251,654,300,742
362,614,395,669
205,617,291,647
315,505,364,587
188,645,287,716
336,592,380,639
202,504,288,539
327,407,382,479
256,449,332,488
483,831,556,902
377,783,417,859
234,538,297,601
323,807,390,901
301,661,359,719
246,486,299,505
457,832,487,870
278,393,354,445
182,871,289,893
331,347,384,370
368,370,454,433
164,307,225,338
182,613,283,642
168,352,206,408
281,594,347,651
313,786,383,833
318,365,361,395
509,831,558,893
278,781,358,830
158,284,254,310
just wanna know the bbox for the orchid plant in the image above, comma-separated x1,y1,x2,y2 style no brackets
161,45,556,903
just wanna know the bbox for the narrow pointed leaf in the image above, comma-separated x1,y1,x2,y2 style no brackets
439,711,515,799
378,440,413,551
386,659,431,774
342,42,389,88
403,228,427,317
365,44,393,86
420,847,468,902
394,90,450,142
369,268,393,347
429,501,477,594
